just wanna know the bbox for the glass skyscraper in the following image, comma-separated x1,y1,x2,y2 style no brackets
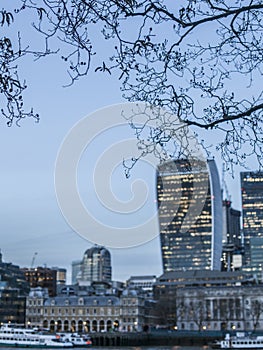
221,200,242,271
241,171,263,267
156,159,223,273
79,246,112,285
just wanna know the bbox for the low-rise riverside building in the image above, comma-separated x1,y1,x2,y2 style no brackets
173,284,263,332
26,270,263,333
120,289,146,332
26,286,152,332
154,270,263,332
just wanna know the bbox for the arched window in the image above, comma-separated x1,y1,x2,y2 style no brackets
107,320,112,332
57,320,62,332
113,320,119,331
92,320,97,332
71,320,76,332
84,320,90,332
50,320,55,332
64,320,69,332
78,320,83,333
99,320,104,332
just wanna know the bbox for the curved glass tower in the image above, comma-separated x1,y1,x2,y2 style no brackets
81,246,112,283
157,159,222,272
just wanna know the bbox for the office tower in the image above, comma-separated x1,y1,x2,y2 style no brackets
52,267,67,285
0,251,29,324
222,200,242,271
250,237,263,281
71,260,82,285
157,158,223,273
78,246,112,285
240,171,263,267
22,266,57,297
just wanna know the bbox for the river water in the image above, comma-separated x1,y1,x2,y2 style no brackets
2,347,212,350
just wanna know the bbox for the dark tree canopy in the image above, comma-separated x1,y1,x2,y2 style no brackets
1,0,263,170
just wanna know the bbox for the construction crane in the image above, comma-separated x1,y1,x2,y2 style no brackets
31,252,38,269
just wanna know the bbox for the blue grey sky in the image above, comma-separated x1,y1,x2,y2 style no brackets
0,18,166,282
0,2,257,283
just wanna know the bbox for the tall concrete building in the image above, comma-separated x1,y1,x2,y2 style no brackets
156,159,223,273
241,171,263,267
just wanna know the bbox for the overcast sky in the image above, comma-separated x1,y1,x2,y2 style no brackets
0,2,257,283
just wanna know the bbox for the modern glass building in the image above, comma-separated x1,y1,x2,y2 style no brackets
221,200,242,271
79,246,112,285
0,251,29,324
156,159,223,273
250,237,263,281
241,171,263,267
71,260,82,284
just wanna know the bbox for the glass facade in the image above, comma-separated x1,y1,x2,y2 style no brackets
81,246,112,283
0,285,26,324
22,267,57,297
240,171,263,267
0,253,29,324
157,159,222,273
221,200,242,271
71,260,82,284
250,237,263,280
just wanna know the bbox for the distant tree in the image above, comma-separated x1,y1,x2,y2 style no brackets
1,1,263,170
188,297,206,331
219,298,230,331
154,293,177,327
249,299,263,332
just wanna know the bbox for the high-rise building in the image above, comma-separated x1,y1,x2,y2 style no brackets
240,171,263,267
156,159,223,273
71,260,82,285
0,251,29,324
250,237,263,281
222,200,241,247
77,246,112,285
52,267,67,285
221,200,242,271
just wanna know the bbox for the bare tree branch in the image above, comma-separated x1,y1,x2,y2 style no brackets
0,0,263,171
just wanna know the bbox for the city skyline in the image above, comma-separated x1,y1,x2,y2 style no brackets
1,161,262,282
2,157,260,280
0,2,261,284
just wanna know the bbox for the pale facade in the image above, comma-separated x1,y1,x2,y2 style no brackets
26,288,147,332
154,271,263,332
175,285,263,332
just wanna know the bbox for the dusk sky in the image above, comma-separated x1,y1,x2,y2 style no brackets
0,2,258,283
